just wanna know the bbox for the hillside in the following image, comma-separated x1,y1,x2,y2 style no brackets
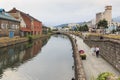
54,22,83,28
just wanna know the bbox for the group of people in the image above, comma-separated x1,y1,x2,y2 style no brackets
91,46,100,57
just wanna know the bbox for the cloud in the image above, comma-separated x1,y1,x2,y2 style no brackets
0,0,120,26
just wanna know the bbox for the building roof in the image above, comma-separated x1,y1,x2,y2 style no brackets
8,8,41,23
8,8,42,32
0,9,19,22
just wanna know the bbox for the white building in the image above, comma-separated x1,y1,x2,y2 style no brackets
68,23,80,30
96,6,112,27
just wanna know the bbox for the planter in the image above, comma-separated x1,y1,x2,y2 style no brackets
80,54,86,60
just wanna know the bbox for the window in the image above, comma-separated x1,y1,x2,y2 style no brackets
15,25,19,29
1,23,4,29
1,23,7,29
10,24,15,29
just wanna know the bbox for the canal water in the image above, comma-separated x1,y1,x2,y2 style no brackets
0,35,74,80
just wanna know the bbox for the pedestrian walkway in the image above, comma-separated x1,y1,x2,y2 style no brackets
72,35,120,80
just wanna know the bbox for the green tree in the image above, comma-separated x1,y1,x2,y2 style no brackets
83,24,89,31
78,24,89,31
97,19,108,29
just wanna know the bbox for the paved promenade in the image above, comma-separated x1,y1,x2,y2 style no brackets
72,35,120,80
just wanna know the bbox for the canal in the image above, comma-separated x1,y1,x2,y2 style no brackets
0,35,74,80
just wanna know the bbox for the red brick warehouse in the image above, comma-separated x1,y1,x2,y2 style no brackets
8,8,42,37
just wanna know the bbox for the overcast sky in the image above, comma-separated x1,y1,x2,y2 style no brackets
0,0,120,26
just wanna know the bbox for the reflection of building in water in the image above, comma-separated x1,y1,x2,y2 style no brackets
23,40,42,61
33,40,42,55
0,37,49,77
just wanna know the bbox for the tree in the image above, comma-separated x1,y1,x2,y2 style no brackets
78,24,89,31
97,19,108,29
83,24,89,31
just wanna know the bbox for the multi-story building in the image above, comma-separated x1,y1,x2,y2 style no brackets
96,6,112,27
0,9,20,37
8,8,42,37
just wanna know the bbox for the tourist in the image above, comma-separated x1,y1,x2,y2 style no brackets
72,66,74,70
95,46,100,57
75,39,77,43
90,46,96,56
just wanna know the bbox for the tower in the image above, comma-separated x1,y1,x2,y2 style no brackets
103,6,112,26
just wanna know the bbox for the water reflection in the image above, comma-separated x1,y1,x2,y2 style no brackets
0,37,49,78
0,35,74,80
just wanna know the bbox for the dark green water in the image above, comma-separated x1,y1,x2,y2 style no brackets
0,35,74,80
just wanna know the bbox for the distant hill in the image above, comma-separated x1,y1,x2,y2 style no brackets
113,16,120,22
54,24,68,28
54,22,84,28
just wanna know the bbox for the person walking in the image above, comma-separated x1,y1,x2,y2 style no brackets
95,46,100,58
90,46,96,56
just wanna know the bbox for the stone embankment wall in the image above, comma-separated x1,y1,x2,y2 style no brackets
62,33,86,80
84,38,120,72
0,34,51,48
0,37,28,48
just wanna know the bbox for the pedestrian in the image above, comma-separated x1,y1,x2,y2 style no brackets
72,66,74,70
75,39,77,43
95,46,100,57
90,46,96,56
